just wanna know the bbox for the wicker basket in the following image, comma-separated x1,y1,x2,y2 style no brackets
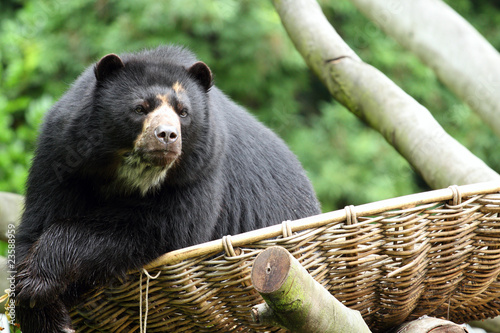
71,181,500,332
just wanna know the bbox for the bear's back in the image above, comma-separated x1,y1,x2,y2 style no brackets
205,88,320,236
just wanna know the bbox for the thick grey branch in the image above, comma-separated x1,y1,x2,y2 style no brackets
272,0,500,188
351,0,500,138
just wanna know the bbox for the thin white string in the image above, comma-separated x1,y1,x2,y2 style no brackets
139,268,161,333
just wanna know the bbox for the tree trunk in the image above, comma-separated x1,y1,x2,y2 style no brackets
271,0,500,188
251,246,371,333
350,0,500,138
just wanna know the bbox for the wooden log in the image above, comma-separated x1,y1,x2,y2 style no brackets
469,317,500,333
394,316,468,333
251,246,371,333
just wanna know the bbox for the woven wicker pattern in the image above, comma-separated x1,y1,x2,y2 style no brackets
71,181,500,332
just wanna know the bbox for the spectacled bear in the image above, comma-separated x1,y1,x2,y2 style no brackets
14,45,320,332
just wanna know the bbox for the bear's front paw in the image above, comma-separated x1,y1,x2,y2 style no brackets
17,297,75,333
15,265,63,308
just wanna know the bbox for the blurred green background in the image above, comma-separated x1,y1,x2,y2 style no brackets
1,0,499,212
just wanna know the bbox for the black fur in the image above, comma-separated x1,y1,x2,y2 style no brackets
15,45,320,332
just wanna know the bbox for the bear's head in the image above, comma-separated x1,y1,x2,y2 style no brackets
92,53,213,196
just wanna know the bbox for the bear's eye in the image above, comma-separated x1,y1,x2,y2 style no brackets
179,108,188,118
134,105,146,115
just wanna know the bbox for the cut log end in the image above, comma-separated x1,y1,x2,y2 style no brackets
251,246,291,294
395,316,469,333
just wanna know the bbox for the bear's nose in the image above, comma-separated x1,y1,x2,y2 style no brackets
154,125,178,145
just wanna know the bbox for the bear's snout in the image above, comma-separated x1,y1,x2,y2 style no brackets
154,125,178,145
131,103,183,170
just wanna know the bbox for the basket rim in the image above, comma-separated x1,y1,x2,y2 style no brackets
145,180,500,269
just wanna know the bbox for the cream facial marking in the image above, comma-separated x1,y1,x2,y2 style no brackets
172,81,184,94
133,95,182,152
109,95,183,196
157,93,169,104
114,155,169,196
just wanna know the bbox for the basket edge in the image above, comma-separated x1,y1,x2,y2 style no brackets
145,180,500,268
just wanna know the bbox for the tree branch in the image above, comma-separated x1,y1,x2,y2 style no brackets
272,0,500,188
350,0,500,138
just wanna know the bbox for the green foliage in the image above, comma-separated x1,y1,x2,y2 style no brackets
1,0,498,211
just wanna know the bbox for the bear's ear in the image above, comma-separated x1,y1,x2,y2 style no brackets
187,61,213,92
94,54,125,82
